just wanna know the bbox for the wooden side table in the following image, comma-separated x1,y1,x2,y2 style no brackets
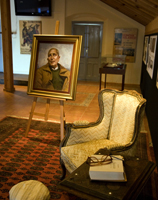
58,150,156,200
99,64,126,90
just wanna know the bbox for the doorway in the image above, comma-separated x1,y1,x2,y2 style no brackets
72,22,103,81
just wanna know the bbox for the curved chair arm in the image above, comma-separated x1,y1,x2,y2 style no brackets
131,101,146,147
59,121,101,180
60,120,101,147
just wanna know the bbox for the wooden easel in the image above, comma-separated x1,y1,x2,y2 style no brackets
25,21,65,141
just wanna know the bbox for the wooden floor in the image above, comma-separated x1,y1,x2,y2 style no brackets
0,80,141,122
0,80,157,199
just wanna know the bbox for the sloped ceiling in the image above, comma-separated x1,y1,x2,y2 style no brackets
100,0,158,26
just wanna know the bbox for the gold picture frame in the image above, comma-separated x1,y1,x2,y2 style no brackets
27,34,82,100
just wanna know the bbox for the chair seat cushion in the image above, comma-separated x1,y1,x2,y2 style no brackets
61,139,123,173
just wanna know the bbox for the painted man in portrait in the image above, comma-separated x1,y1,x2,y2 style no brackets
34,48,70,92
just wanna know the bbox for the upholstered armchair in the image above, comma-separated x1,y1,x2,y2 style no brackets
60,89,146,180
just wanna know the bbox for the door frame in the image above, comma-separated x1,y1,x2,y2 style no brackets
72,21,103,81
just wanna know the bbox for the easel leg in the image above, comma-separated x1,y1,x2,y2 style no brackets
25,97,37,137
60,100,65,141
45,99,50,121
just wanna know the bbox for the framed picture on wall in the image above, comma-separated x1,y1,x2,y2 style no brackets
27,34,82,100
113,28,138,63
19,20,42,54
143,36,149,65
147,35,157,79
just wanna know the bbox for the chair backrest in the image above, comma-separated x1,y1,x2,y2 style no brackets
65,89,146,148
65,90,116,146
100,89,146,146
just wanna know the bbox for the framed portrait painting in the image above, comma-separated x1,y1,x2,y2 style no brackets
27,34,82,100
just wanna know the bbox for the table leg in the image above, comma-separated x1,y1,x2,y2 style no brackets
99,73,101,90
104,74,107,88
122,74,125,90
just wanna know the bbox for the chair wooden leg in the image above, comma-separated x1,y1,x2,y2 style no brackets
60,158,66,180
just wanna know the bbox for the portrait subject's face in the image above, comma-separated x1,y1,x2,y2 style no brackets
47,49,60,68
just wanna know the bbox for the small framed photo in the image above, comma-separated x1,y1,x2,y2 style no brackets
27,34,82,100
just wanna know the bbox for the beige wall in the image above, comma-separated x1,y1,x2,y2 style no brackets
1,0,146,85
65,0,145,85
145,16,158,35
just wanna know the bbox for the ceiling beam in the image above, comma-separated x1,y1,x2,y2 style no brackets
100,0,152,25
122,0,158,17
100,0,158,25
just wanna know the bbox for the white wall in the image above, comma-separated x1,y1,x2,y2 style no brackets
1,0,145,85
9,0,65,75
65,0,145,85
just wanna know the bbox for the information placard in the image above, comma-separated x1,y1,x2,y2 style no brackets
113,28,138,63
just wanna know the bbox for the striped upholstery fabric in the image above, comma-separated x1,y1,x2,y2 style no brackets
109,93,140,144
60,89,146,174
9,180,50,200
66,91,115,146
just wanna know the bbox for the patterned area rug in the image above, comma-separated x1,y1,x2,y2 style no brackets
0,116,78,200
0,116,155,200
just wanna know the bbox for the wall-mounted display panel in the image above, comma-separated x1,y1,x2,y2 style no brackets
146,35,157,79
143,36,149,65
